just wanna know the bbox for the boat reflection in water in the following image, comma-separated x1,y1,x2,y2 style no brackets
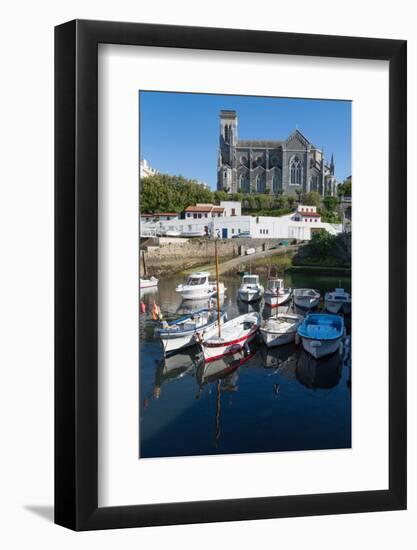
176,294,224,315
196,346,256,448
296,349,342,390
237,297,262,315
140,271,351,458
140,285,158,298
145,346,202,405
260,343,298,380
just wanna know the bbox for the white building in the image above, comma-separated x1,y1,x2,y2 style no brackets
184,201,241,220
293,204,322,223
140,201,341,240
140,159,158,178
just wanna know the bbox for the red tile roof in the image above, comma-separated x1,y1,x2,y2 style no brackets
185,205,214,212
297,210,321,218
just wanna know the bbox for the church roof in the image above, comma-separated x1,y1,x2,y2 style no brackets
285,129,313,147
237,140,282,148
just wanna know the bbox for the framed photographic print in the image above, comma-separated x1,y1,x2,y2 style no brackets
55,20,407,530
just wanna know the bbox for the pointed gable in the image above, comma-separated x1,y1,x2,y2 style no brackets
285,129,311,150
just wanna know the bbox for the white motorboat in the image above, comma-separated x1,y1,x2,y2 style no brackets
155,308,227,354
238,274,264,303
260,313,303,347
324,288,351,314
199,312,261,362
264,278,292,308
140,276,159,289
293,288,320,309
176,272,226,300
297,313,344,359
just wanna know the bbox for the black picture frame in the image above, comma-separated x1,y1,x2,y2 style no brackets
55,19,407,531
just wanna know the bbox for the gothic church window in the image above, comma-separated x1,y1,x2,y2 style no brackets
290,156,302,185
256,175,265,193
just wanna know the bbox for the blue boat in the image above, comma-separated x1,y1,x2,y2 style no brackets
155,308,227,355
297,313,344,358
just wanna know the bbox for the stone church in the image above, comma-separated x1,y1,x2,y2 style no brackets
217,110,338,196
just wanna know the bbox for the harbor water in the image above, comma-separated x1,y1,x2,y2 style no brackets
140,271,351,459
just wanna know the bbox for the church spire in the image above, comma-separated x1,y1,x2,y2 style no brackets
330,153,335,175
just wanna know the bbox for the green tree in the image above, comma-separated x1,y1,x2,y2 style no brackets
140,173,214,213
301,191,321,208
287,196,296,209
214,190,229,204
310,229,337,257
323,195,339,212
277,195,288,209
337,178,352,197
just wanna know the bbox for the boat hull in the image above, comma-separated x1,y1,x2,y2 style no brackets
178,288,212,300
260,329,296,347
264,291,291,308
238,289,263,303
301,336,342,359
159,319,223,354
293,296,319,309
325,300,351,314
160,332,197,354
177,283,225,301
201,328,258,362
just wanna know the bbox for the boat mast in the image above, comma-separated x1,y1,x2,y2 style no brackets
215,238,222,338
142,249,147,277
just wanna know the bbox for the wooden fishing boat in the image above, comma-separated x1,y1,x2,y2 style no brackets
297,313,344,359
199,312,261,362
264,278,291,308
260,313,303,347
199,239,260,362
324,288,351,314
155,308,227,354
293,288,320,309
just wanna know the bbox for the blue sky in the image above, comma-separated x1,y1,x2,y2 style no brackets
139,91,351,189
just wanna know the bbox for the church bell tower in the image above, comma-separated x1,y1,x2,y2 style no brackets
218,110,238,191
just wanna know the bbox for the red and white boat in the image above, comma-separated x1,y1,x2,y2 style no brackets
199,312,261,362
264,278,291,308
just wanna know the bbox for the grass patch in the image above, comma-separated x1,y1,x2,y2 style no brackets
292,256,349,268
240,252,294,274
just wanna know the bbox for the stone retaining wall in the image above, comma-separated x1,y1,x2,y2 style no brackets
141,238,284,276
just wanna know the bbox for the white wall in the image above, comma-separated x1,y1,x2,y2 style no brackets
0,1,415,549
220,200,242,216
